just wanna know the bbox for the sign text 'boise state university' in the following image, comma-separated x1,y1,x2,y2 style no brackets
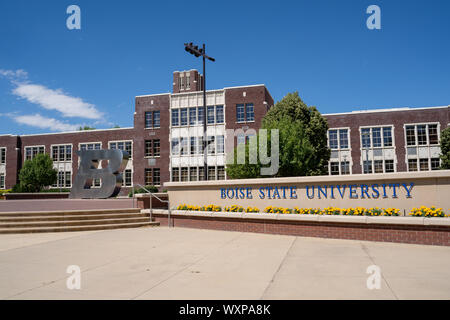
220,183,414,200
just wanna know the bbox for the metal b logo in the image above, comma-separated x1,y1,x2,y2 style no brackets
70,149,129,199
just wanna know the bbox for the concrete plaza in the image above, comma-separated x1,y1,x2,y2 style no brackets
0,226,449,300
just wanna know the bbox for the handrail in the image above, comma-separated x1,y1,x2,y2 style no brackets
131,184,172,227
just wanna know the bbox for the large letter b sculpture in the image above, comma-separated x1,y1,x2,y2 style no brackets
69,149,129,199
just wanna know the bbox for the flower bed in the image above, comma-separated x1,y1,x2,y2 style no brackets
175,204,448,217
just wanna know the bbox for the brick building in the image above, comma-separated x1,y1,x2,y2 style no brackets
0,69,448,193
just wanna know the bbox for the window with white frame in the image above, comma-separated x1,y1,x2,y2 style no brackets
109,141,132,158
180,108,188,126
236,103,254,123
327,128,351,175
0,173,5,189
0,148,5,164
52,171,71,188
122,169,132,187
51,145,72,162
189,108,197,125
80,142,101,151
360,126,396,174
216,105,224,123
24,146,45,161
405,123,441,172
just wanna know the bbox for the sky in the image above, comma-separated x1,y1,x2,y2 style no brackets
0,0,449,135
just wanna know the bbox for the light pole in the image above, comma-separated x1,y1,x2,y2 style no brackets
184,43,215,180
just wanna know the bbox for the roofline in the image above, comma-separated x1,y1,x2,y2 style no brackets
323,105,449,116
19,126,134,137
223,84,266,90
135,92,171,98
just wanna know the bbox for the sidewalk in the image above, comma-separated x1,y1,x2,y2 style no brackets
0,227,449,299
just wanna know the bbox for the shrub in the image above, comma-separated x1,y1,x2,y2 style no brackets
128,185,159,197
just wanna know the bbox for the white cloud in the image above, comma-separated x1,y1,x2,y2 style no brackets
13,84,103,119
13,114,81,132
0,68,103,120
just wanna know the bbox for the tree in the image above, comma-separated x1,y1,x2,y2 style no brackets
18,153,57,192
79,126,95,131
440,127,450,169
226,92,330,179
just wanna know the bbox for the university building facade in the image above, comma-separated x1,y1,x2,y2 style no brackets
0,69,449,193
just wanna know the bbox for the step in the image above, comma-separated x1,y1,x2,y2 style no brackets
0,213,150,223
0,217,153,229
0,221,160,234
0,208,142,217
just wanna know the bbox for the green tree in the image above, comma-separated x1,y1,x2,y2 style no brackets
79,126,95,131
18,153,57,192
440,127,450,169
226,92,330,178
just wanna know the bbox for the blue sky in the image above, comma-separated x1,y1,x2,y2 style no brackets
0,0,449,134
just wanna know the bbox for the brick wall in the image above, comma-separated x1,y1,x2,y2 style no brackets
154,214,450,246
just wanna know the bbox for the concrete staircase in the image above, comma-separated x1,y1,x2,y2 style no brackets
0,208,159,234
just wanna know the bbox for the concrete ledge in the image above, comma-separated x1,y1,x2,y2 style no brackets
146,210,450,227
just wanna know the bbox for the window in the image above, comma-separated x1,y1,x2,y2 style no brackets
197,107,204,124
0,173,5,189
80,143,101,151
145,111,160,128
341,161,350,175
207,136,215,155
180,108,188,126
236,104,245,122
385,160,394,173
329,130,338,149
145,140,152,157
236,103,254,123
180,137,188,155
153,111,160,128
408,159,418,172
339,129,349,149
180,167,188,182
172,109,179,126
51,145,72,162
198,167,205,181
190,137,197,155
237,135,246,145
208,166,216,180
171,138,180,155
197,136,204,155
405,123,440,171
122,169,132,187
172,168,179,182
372,128,382,148
431,158,440,170
429,124,439,145
153,140,160,157
417,125,427,145
25,146,45,161
217,166,225,180
419,158,429,171
179,76,184,91
330,162,339,175
109,141,132,158
189,108,197,125
1,148,6,164
145,168,161,186
153,168,160,186
383,127,393,147
363,160,372,174
216,105,224,124
186,74,190,90
54,171,71,188
190,167,198,181
217,135,224,154
145,112,152,128
145,168,152,185
246,103,254,122
406,126,416,146
361,128,371,148
207,106,215,124
374,160,384,173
